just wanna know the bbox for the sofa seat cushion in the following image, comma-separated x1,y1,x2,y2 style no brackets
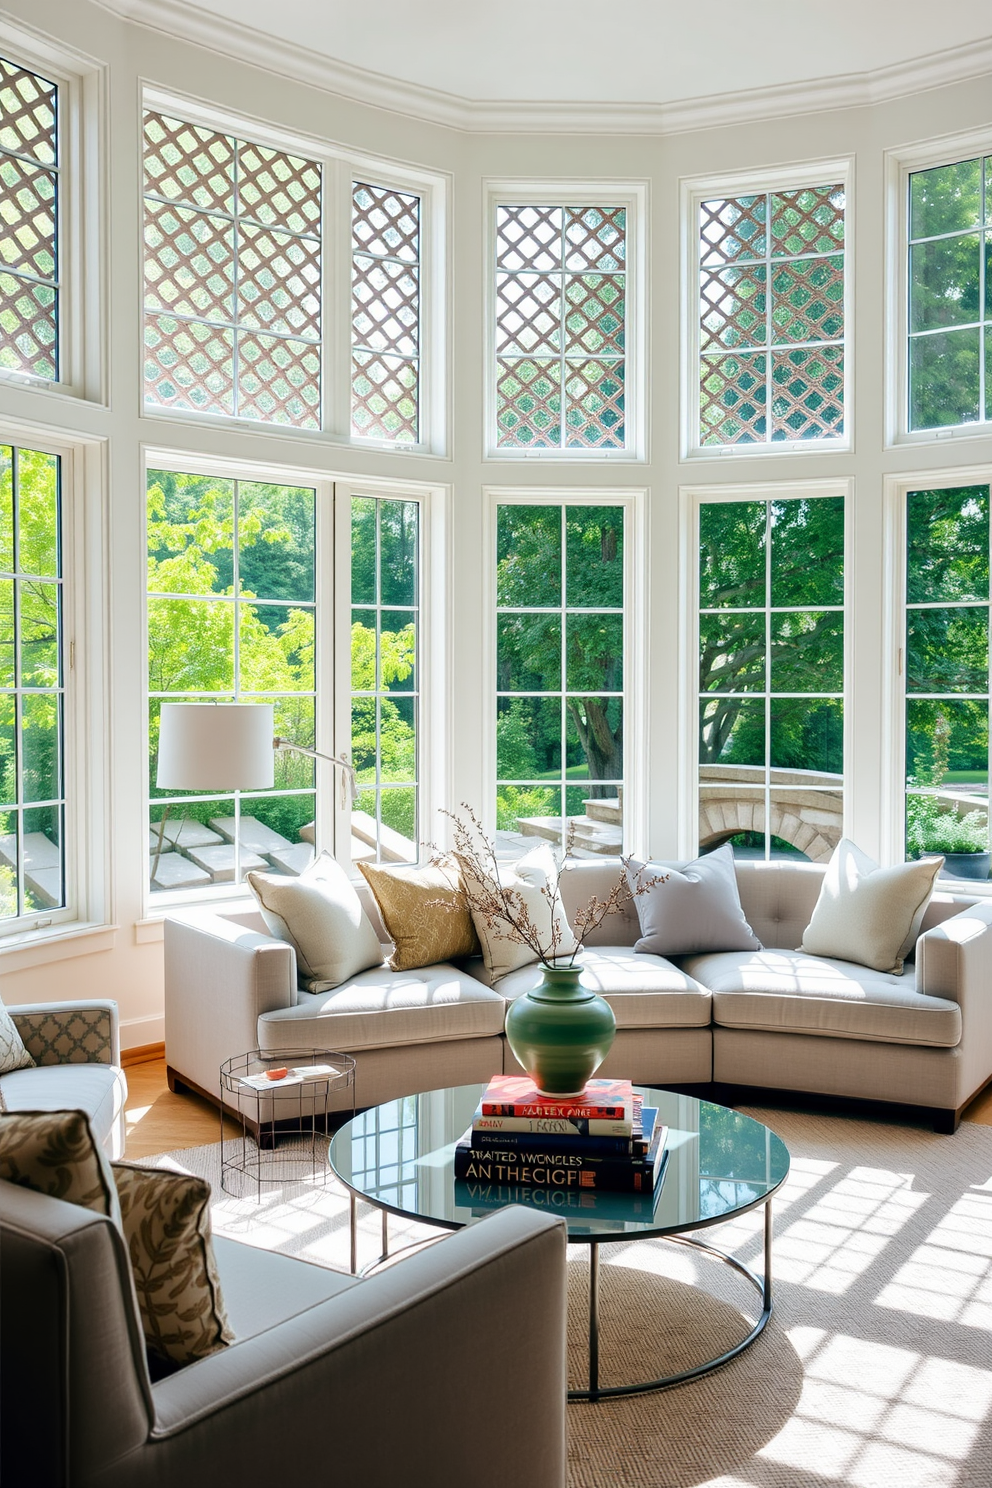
256,963,508,1053
212,1236,360,1341
464,947,712,1030
0,1062,127,1149
684,948,962,1048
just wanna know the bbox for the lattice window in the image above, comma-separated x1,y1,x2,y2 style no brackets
143,113,322,428
351,183,420,443
0,58,59,383
907,155,991,431
494,205,626,450
698,185,845,446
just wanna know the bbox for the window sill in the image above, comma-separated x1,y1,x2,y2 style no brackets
0,921,118,972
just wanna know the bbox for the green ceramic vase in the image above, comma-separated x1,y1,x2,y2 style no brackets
504,960,616,1096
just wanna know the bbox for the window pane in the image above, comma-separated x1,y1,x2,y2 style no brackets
565,697,622,782
698,184,844,447
238,482,315,603
566,507,623,608
909,326,981,429
351,183,420,442
147,470,234,596
907,487,989,604
771,699,843,774
771,612,843,693
565,613,622,691
495,202,627,450
910,235,981,332
497,505,561,607
906,606,988,693
0,58,58,382
143,112,321,429
380,501,419,606
770,496,845,607
910,158,982,239
700,612,765,692
699,502,766,608
498,614,561,692
0,443,64,921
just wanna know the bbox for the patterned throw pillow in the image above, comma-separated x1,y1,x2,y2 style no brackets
0,1108,120,1224
358,859,481,970
112,1162,234,1367
0,1003,34,1075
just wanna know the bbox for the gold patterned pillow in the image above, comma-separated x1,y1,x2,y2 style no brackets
0,1108,120,1223
358,860,481,971
113,1162,234,1367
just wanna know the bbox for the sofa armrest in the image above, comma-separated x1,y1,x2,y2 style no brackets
132,1207,566,1488
916,900,992,1007
8,1000,119,1066
164,911,299,1099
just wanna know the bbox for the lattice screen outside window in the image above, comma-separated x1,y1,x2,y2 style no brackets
0,58,59,383
698,185,845,446
352,182,421,443
494,205,626,450
143,112,322,428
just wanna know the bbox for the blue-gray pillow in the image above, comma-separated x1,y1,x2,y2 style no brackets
625,844,762,956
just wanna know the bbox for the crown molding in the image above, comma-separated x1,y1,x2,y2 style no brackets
93,0,992,136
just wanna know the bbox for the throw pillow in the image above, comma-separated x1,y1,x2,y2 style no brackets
0,1107,121,1225
460,841,578,982
799,838,943,974
625,843,762,957
358,860,481,970
0,1002,34,1075
113,1161,234,1367
247,851,384,992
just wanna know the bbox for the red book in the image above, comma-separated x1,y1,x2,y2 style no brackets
480,1074,634,1121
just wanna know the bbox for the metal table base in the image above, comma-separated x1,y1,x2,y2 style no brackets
570,1197,774,1402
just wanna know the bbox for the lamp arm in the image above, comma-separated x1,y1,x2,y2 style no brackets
273,737,360,805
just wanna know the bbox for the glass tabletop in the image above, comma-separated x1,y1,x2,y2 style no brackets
329,1084,790,1243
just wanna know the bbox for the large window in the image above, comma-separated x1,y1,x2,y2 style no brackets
143,112,322,428
904,485,989,877
697,494,844,860
147,469,317,894
350,496,420,864
351,183,421,443
496,502,624,857
494,205,626,451
0,57,59,384
697,184,845,447
907,155,991,432
0,443,64,923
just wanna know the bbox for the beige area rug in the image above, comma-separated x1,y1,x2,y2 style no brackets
155,1108,992,1488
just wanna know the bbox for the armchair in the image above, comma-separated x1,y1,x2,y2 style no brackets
0,1180,568,1488
0,999,127,1156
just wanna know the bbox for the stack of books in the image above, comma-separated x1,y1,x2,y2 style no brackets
452,1075,668,1195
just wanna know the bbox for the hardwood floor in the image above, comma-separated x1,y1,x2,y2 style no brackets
123,1057,992,1159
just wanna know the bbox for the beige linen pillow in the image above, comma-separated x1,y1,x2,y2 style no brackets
0,1108,121,1225
113,1161,234,1367
358,860,481,970
0,1002,34,1075
461,842,578,982
799,838,943,974
247,851,383,992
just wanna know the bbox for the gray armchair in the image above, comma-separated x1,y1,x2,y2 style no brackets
0,1179,568,1488
1,999,126,1156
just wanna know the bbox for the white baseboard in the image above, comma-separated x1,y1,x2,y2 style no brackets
121,1013,164,1049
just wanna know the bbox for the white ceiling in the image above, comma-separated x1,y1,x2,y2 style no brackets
144,0,992,107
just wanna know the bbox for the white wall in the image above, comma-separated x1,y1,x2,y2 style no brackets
2,0,991,1047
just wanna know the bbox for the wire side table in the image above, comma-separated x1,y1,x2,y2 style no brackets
219,1048,356,1199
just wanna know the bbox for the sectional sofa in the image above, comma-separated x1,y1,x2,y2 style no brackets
164,858,992,1134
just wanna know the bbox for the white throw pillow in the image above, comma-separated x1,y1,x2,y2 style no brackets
625,843,762,956
247,852,384,992
799,838,943,974
462,842,578,982
0,1003,33,1075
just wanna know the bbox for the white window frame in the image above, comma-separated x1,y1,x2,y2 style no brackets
0,416,111,958
882,461,992,890
681,157,853,462
482,486,647,855
142,449,446,914
482,181,647,462
139,86,448,456
679,477,852,860
0,19,106,407
885,126,992,450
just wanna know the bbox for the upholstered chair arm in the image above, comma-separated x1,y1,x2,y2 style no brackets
916,901,992,1107
111,1207,568,1488
8,999,119,1066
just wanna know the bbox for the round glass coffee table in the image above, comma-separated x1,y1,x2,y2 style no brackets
329,1083,790,1400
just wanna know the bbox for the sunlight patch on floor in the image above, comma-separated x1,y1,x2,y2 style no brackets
875,1187,992,1326
773,1166,929,1293
757,1328,992,1488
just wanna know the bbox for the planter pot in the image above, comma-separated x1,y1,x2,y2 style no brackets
503,960,616,1097
938,851,991,882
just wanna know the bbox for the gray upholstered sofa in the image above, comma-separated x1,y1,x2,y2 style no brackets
164,859,992,1133
0,1181,567,1488
0,1000,127,1157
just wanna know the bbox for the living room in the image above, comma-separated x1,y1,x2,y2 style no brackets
1,0,992,1483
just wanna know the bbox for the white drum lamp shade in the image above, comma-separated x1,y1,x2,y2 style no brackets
156,703,275,791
